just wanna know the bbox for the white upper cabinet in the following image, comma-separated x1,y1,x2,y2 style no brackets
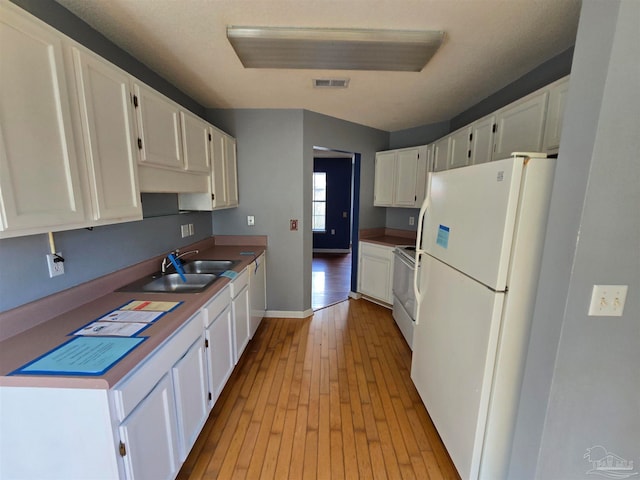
133,82,183,170
210,127,228,208
543,77,570,152
70,46,142,224
395,147,426,206
373,151,396,206
432,136,451,172
449,126,472,169
374,146,428,208
224,134,239,208
0,4,86,236
177,127,240,211
470,115,495,165
180,110,210,174
493,91,549,160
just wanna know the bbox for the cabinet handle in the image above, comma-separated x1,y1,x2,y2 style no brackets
204,338,209,348
132,95,138,108
137,138,142,150
119,441,127,457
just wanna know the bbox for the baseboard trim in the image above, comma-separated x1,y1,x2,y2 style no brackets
312,248,351,253
265,309,315,319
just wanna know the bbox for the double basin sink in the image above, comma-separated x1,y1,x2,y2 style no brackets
119,260,240,294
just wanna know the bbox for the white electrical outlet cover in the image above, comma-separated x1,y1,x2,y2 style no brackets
46,253,65,277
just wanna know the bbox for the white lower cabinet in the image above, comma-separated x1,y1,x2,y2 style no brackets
358,241,395,305
231,268,250,364
203,286,234,407
172,337,208,461
0,255,268,479
118,374,180,480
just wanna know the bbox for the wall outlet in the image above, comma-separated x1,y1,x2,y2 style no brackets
290,219,298,231
180,224,189,238
409,216,415,226
188,223,194,235
46,253,65,277
247,215,255,226
588,285,628,316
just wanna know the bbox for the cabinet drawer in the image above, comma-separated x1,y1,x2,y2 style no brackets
203,285,231,327
112,311,204,421
230,268,249,298
360,242,394,260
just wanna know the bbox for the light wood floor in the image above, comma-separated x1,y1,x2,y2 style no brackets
312,252,352,311
178,299,460,480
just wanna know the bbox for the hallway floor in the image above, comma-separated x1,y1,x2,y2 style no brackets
312,252,352,311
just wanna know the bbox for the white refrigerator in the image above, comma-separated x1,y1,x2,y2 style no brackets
411,154,555,480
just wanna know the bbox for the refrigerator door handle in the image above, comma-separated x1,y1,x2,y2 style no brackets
415,172,432,253
413,252,425,324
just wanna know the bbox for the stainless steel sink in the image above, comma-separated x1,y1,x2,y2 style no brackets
118,273,218,293
181,259,239,274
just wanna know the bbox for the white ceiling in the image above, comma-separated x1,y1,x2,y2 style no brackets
54,0,582,132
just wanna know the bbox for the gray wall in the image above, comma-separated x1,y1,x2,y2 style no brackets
206,109,306,313
0,212,213,312
389,120,450,150
208,109,388,313
509,1,640,478
385,209,419,232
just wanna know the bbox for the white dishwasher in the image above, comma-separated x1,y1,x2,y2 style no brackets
392,246,417,350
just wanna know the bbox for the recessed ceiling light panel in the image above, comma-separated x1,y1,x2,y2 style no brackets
227,26,444,72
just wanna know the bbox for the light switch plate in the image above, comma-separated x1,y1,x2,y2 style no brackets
588,285,628,316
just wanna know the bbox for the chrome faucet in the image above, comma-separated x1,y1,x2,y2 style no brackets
161,249,199,274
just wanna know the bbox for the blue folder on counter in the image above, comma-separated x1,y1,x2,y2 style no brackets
11,336,147,376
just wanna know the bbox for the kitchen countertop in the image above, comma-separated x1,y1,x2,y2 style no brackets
359,227,417,248
0,239,266,390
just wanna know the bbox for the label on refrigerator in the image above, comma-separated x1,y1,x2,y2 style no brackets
437,225,450,248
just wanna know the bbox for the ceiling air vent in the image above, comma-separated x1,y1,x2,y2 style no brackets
313,78,350,88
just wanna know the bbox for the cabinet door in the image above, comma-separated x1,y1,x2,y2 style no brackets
232,285,250,364
449,127,471,169
210,128,228,208
470,116,495,165
205,304,234,406
119,374,180,480
432,136,451,172
180,110,210,173
71,47,142,222
394,148,420,206
543,78,570,152
358,242,394,304
133,82,183,169
224,135,239,207
249,254,267,338
493,92,548,160
374,151,395,206
172,337,208,461
0,5,86,234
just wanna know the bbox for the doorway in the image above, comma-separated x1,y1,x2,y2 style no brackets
312,150,355,310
